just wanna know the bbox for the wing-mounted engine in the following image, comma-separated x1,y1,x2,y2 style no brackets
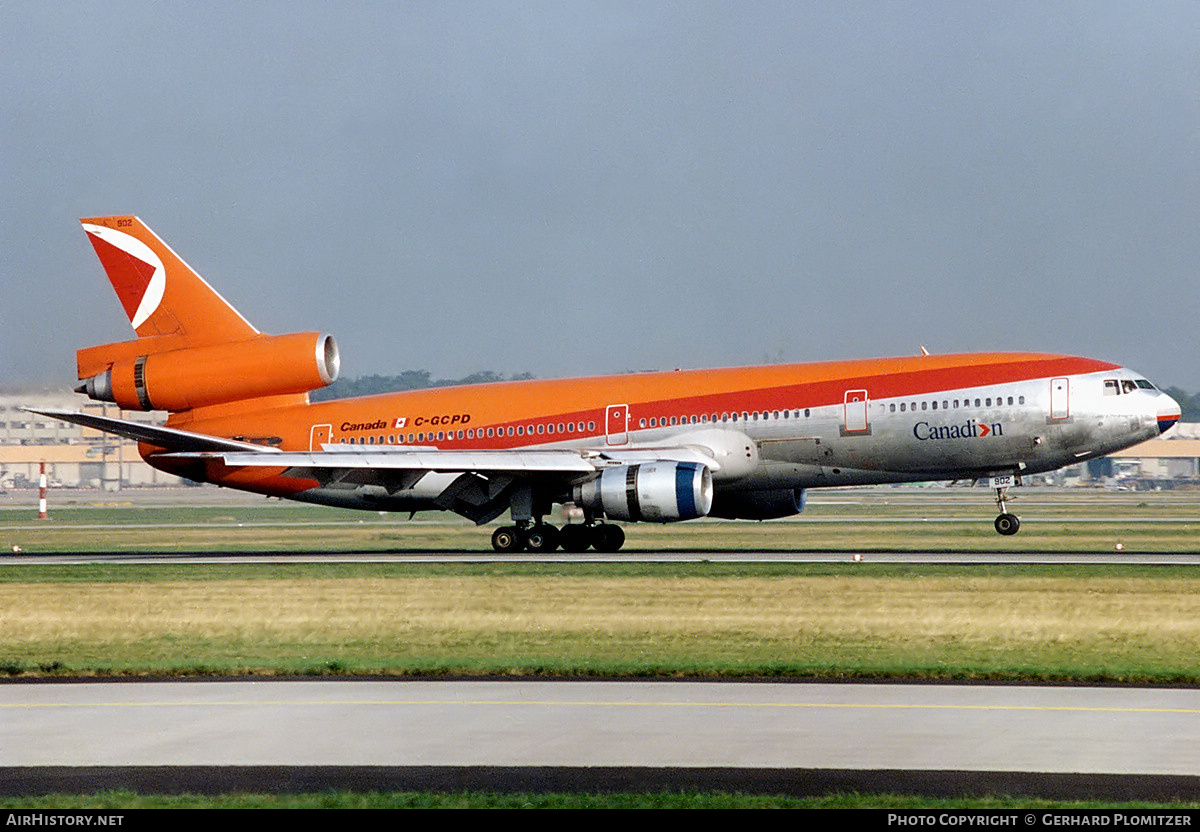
572,461,713,522
709,487,807,520
76,331,340,412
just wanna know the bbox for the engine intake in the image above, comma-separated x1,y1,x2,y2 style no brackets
573,461,713,523
77,331,339,412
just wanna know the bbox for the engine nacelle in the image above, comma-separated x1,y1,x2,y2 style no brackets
78,331,340,412
709,487,807,520
573,462,714,523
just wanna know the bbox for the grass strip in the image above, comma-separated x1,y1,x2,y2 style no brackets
2,563,1199,682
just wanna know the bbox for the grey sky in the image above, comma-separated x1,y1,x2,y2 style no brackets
4,2,1198,391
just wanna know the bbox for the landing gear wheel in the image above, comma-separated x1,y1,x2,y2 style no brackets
491,526,526,553
592,524,625,553
992,482,1020,536
524,525,560,553
994,513,1021,536
559,524,591,553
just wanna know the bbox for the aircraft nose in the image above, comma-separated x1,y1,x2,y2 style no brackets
1157,391,1181,435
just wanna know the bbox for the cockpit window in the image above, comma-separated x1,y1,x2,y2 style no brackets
1135,379,1156,390
1103,379,1120,395
1122,380,1137,394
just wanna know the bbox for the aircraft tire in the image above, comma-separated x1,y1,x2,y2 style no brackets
525,525,560,553
994,513,1021,536
592,524,625,553
559,524,590,553
491,526,526,553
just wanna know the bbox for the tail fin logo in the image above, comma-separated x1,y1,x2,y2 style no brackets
81,223,166,330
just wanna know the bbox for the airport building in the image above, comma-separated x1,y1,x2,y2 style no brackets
0,390,1196,492
1105,421,1200,482
0,391,183,489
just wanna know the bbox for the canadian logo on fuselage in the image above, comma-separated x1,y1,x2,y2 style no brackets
913,419,1004,441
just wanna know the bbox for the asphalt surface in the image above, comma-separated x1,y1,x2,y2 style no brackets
3,678,1200,799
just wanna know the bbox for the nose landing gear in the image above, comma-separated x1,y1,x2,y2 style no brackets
993,484,1021,536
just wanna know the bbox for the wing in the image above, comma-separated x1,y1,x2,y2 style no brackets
30,409,722,524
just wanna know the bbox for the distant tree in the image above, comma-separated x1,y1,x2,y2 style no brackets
311,370,534,402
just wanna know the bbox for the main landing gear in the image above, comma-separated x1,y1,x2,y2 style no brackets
490,522,625,553
993,484,1021,536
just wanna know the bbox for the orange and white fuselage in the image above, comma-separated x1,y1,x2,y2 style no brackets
34,216,1181,551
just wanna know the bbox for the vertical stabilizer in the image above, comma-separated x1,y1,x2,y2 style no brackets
80,216,258,344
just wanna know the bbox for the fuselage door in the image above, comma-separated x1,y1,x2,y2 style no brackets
605,404,629,446
1050,378,1070,421
843,389,869,434
310,423,332,451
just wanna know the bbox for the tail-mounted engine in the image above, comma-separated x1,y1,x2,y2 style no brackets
77,331,340,412
573,461,714,522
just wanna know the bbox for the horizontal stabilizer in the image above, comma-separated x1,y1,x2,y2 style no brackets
23,408,281,454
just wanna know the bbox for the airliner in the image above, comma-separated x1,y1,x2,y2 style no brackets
29,216,1181,552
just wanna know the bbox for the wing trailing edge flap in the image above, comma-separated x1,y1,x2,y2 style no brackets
432,472,515,525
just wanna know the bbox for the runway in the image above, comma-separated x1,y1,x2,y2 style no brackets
7,549,1200,565
3,679,1200,799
